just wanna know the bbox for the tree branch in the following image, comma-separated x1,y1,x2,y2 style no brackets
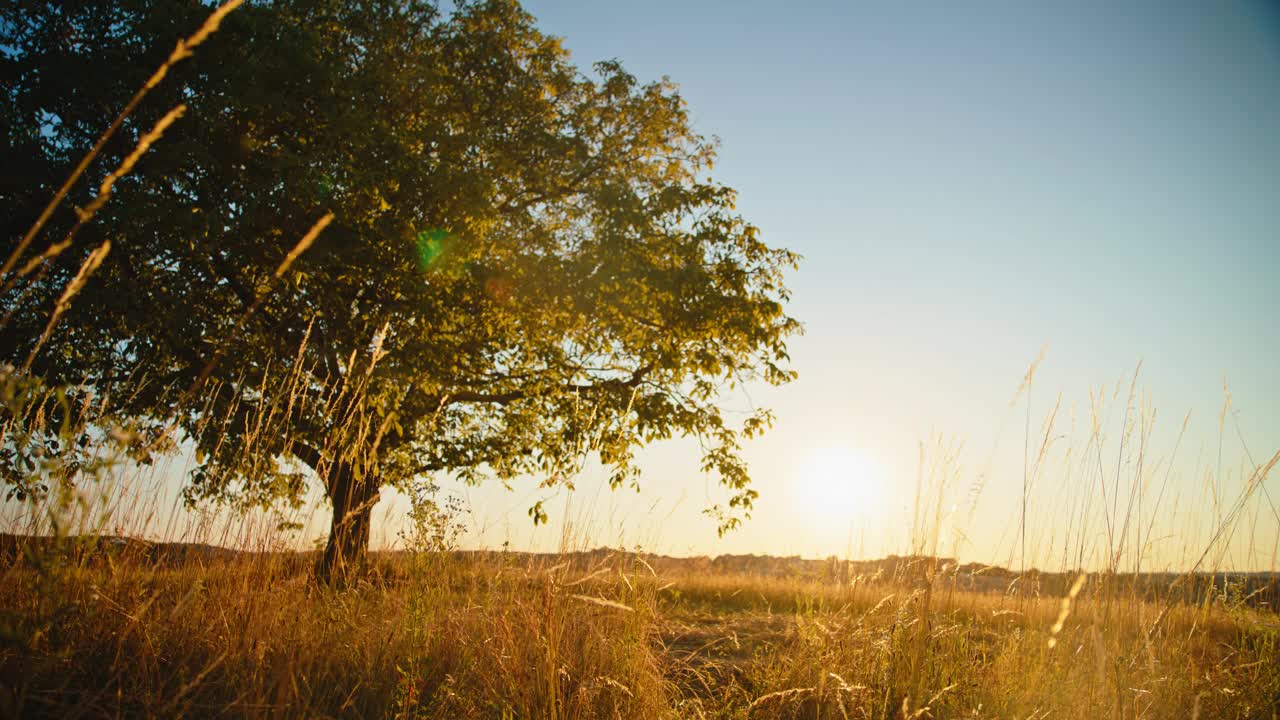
289,440,324,473
440,362,654,407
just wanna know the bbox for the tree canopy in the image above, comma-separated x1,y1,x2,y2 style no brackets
0,0,800,575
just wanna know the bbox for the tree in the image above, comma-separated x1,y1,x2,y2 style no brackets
1,0,799,578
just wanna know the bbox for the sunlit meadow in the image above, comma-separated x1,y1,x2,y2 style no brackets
2,0,1278,718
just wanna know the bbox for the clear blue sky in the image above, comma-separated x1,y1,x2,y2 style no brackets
421,0,1280,570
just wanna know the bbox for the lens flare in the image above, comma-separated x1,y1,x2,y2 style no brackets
414,228,449,271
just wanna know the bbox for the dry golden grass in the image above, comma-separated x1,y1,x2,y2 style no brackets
1,549,671,719
2,544,1277,719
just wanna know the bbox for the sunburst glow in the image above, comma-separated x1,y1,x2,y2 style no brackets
792,447,887,527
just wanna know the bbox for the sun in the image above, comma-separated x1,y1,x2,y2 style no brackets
792,447,887,526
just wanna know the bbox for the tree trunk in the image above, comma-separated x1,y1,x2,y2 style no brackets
316,461,379,583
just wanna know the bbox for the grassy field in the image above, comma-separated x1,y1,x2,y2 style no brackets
2,2,1278,718
2,540,1278,719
